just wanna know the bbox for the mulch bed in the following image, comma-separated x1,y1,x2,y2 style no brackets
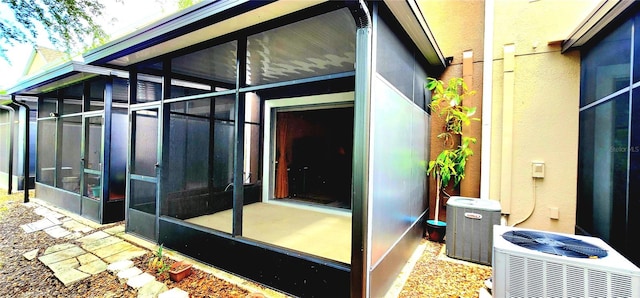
0,200,258,298
399,239,492,298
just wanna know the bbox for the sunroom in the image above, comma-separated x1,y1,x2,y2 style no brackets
9,1,446,296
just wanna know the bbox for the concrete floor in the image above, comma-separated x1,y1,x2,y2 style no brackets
185,202,352,263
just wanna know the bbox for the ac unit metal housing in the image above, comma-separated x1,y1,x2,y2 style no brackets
493,225,640,298
446,196,501,265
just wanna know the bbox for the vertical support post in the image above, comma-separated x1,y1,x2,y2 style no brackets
233,37,247,236
102,76,114,222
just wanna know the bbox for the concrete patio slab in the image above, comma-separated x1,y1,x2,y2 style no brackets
106,260,134,273
54,268,91,287
138,280,168,298
77,253,101,265
44,226,71,238
126,272,155,289
76,231,110,244
159,287,189,298
43,243,77,256
81,236,123,252
48,258,80,273
23,249,39,261
103,248,147,264
78,259,107,275
38,246,85,265
92,241,137,259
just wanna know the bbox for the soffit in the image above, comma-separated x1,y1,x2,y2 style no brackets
383,0,447,71
85,0,327,67
563,0,638,52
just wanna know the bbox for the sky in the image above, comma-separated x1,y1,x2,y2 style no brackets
0,0,182,90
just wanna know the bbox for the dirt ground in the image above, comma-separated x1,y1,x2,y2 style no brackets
0,190,492,297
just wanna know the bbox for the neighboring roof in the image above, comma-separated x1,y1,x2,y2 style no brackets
22,46,68,77
563,0,639,52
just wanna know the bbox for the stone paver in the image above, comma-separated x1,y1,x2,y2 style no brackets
44,225,72,238
54,268,91,287
81,236,123,252
158,287,189,298
21,218,59,233
43,243,77,255
106,260,134,273
76,231,110,244
77,253,101,265
78,259,107,275
117,267,142,280
48,258,79,273
138,280,168,298
103,225,125,236
103,248,147,264
127,272,155,289
38,246,85,265
23,249,39,261
62,220,94,233
92,241,138,259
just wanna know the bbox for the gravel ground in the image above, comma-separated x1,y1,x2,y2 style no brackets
0,191,491,297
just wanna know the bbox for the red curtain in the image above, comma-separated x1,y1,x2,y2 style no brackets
274,113,290,198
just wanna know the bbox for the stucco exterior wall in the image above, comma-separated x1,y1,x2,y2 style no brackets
489,0,595,233
421,0,598,233
419,0,485,221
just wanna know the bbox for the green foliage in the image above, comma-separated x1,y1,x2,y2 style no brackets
426,77,479,188
0,0,118,61
149,243,170,274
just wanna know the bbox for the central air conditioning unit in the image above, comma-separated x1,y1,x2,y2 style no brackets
493,225,640,298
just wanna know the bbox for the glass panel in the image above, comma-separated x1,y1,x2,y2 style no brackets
245,93,261,123
581,19,631,107
37,119,56,185
39,97,58,118
164,99,214,220
170,82,212,99
136,78,162,103
60,116,82,193
132,109,158,177
628,88,640,265
577,93,629,243
113,78,129,104
246,8,356,85
87,79,106,112
214,95,235,121
213,120,234,189
130,179,156,214
109,109,128,201
85,116,102,171
375,6,414,100
634,15,640,83
84,173,101,200
244,123,261,185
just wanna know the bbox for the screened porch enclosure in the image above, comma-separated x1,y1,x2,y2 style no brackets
31,74,129,224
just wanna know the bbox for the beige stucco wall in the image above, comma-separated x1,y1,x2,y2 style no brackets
489,0,596,234
421,0,598,233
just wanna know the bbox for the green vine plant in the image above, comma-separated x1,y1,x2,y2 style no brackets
426,77,479,223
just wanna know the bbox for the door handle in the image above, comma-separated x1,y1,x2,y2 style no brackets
155,163,160,168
